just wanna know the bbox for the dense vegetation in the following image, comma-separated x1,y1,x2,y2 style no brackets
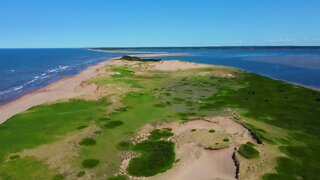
127,140,175,176
208,74,320,179
119,55,161,62
148,128,174,140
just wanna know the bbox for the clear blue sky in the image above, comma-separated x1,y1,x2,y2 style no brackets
1,0,320,48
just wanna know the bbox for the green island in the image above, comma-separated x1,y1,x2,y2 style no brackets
0,56,319,180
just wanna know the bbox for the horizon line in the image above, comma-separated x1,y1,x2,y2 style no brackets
1,45,320,49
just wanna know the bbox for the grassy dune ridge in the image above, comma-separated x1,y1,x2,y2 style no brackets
0,59,319,179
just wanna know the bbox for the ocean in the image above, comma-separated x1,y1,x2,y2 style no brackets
1,47,320,105
0,49,124,105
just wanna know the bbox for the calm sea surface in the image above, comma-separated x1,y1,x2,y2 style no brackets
0,48,320,105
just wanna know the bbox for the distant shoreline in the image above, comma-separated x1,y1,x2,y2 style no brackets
88,46,320,50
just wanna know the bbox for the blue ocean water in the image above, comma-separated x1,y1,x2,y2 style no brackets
126,48,320,89
1,48,320,105
0,49,123,105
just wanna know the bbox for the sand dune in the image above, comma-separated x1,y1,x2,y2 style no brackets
138,117,256,180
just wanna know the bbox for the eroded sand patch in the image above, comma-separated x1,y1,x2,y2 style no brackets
151,143,237,180
122,117,256,180
148,60,211,71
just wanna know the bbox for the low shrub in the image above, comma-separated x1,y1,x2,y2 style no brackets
82,159,99,168
77,125,88,130
209,129,215,133
238,143,259,159
104,121,124,128
9,154,20,160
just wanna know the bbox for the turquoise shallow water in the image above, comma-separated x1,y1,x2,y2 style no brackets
1,47,320,105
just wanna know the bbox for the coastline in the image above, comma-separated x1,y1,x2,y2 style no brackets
0,52,189,124
0,57,115,124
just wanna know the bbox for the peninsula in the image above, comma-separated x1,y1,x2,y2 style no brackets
0,54,319,180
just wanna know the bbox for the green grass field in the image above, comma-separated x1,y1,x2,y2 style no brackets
0,61,319,179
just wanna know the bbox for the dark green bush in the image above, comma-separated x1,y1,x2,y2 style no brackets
82,159,99,168
238,143,259,159
77,125,88,130
79,138,96,146
9,154,20,160
104,121,124,128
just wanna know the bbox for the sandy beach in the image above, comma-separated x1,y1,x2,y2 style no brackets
0,58,113,124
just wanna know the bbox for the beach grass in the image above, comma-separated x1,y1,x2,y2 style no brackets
0,99,108,162
0,157,60,179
